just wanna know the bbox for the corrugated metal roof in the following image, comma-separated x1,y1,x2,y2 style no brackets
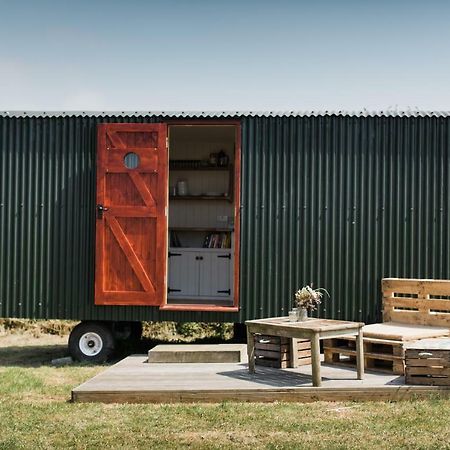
1,110,450,118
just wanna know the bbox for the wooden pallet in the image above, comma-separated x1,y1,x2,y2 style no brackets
254,334,311,369
323,336,405,375
405,339,450,386
382,278,450,327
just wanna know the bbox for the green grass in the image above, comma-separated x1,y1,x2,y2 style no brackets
1,327,450,449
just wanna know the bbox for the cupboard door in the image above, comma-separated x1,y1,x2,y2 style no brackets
199,252,231,297
168,250,199,297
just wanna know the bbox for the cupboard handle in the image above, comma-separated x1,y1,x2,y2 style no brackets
168,288,181,293
217,253,231,259
168,252,182,257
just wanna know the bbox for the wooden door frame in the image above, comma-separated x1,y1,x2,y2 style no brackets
159,119,241,312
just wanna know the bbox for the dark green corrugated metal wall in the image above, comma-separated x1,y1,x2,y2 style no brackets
1,114,450,324
240,115,450,323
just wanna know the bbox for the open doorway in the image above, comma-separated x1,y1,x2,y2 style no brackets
162,124,240,311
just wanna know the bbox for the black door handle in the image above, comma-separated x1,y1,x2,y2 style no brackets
97,204,109,219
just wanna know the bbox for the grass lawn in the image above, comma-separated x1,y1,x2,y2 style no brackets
1,325,450,449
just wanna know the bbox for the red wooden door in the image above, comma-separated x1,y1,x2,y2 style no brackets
95,123,168,305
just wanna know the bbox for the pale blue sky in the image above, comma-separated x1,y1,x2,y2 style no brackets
1,0,449,111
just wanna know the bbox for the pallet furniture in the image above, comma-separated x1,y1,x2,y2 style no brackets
405,338,450,386
246,317,365,387
324,278,450,374
254,335,311,368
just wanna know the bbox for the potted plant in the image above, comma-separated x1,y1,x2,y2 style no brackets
291,285,330,321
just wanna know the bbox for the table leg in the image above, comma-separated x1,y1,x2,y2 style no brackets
289,338,299,368
311,332,321,387
356,327,364,380
247,328,255,373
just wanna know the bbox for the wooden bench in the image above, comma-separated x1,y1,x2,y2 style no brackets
324,278,450,374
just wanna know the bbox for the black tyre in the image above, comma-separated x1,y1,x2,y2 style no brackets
113,321,143,342
129,321,143,341
68,322,115,363
233,323,247,343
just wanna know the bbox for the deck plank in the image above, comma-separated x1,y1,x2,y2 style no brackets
72,355,450,403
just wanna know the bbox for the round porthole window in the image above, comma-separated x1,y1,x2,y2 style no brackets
124,152,140,169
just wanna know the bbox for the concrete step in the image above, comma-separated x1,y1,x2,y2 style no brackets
148,344,247,363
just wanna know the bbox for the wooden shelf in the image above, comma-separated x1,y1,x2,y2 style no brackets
170,165,231,171
170,227,233,232
168,247,232,252
169,195,231,201
169,163,234,202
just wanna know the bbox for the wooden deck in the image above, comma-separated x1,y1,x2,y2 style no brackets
72,355,450,403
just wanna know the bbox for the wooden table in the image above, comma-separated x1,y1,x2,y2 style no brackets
245,317,365,387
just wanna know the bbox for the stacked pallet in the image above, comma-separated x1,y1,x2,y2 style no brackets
323,335,405,374
405,338,450,386
254,334,311,368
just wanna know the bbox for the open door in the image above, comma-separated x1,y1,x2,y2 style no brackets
95,123,168,306
160,122,240,312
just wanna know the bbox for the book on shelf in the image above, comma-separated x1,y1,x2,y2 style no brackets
203,232,231,249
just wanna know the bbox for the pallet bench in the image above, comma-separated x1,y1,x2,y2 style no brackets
324,278,450,375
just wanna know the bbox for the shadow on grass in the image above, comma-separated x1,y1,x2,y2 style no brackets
0,343,70,368
0,335,234,368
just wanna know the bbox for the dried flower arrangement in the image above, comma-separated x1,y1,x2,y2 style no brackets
294,285,330,311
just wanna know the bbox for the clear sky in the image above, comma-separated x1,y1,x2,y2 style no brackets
1,0,449,111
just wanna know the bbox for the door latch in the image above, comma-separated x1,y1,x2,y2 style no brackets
97,204,109,219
